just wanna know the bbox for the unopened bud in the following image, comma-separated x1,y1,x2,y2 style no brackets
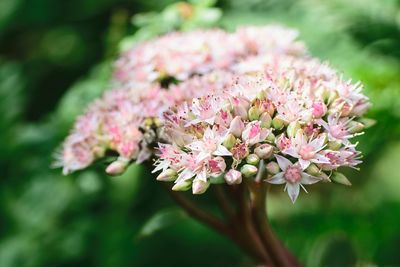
106,159,128,176
319,172,331,182
240,164,258,178
224,169,242,185
143,117,153,127
223,133,236,149
272,116,285,130
233,105,248,120
287,121,301,138
328,140,342,150
266,161,280,174
256,90,267,100
348,121,365,134
229,116,245,137
359,118,376,128
93,146,106,158
156,169,177,182
331,172,352,186
248,106,261,121
172,179,192,191
260,112,272,128
327,90,339,104
254,144,274,159
192,179,210,194
266,132,276,143
305,164,320,176
312,101,327,118
246,154,260,165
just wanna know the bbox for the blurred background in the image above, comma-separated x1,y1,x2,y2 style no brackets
1,0,400,266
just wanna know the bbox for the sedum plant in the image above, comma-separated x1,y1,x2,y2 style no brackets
55,24,371,266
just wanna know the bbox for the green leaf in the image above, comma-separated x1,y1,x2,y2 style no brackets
138,208,188,238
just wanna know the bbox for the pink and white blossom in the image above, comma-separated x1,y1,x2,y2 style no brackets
267,155,321,203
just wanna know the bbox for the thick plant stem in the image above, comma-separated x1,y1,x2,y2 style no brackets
251,183,302,267
237,183,275,266
163,178,302,266
166,186,268,264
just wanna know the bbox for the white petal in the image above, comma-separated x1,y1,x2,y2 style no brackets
204,127,214,139
295,130,307,145
275,154,292,171
196,168,207,182
176,169,195,183
205,117,215,125
267,173,286,184
283,147,299,158
213,145,232,156
312,154,331,164
287,183,300,203
301,173,321,185
186,141,203,151
310,135,326,150
299,159,310,170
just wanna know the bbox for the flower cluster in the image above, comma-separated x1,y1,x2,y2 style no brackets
113,25,305,89
57,25,305,175
58,24,371,203
56,71,234,175
154,56,370,202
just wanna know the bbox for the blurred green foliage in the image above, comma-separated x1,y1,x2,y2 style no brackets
1,0,400,266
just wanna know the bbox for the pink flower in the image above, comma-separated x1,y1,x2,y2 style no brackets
267,155,321,203
186,127,232,161
283,130,329,169
242,121,270,145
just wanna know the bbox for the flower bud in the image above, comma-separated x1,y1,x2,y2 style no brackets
240,164,258,178
172,179,192,191
223,133,236,149
105,159,128,176
233,105,248,120
327,90,339,104
272,116,285,130
192,179,210,194
312,101,327,118
256,90,267,100
276,134,291,151
260,112,272,128
246,154,260,165
93,146,106,158
328,140,342,150
266,161,280,174
331,172,352,186
229,116,245,137
156,169,178,182
248,106,261,121
287,121,301,138
348,121,365,134
224,169,242,185
266,132,275,143
319,172,331,182
305,164,320,176
359,118,376,128
209,174,225,184
254,144,273,159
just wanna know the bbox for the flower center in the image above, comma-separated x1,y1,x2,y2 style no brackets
299,145,315,160
204,139,217,152
284,165,302,183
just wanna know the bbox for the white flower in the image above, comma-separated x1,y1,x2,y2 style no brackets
267,155,321,203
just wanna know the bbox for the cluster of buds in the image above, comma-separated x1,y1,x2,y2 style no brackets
58,24,372,202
